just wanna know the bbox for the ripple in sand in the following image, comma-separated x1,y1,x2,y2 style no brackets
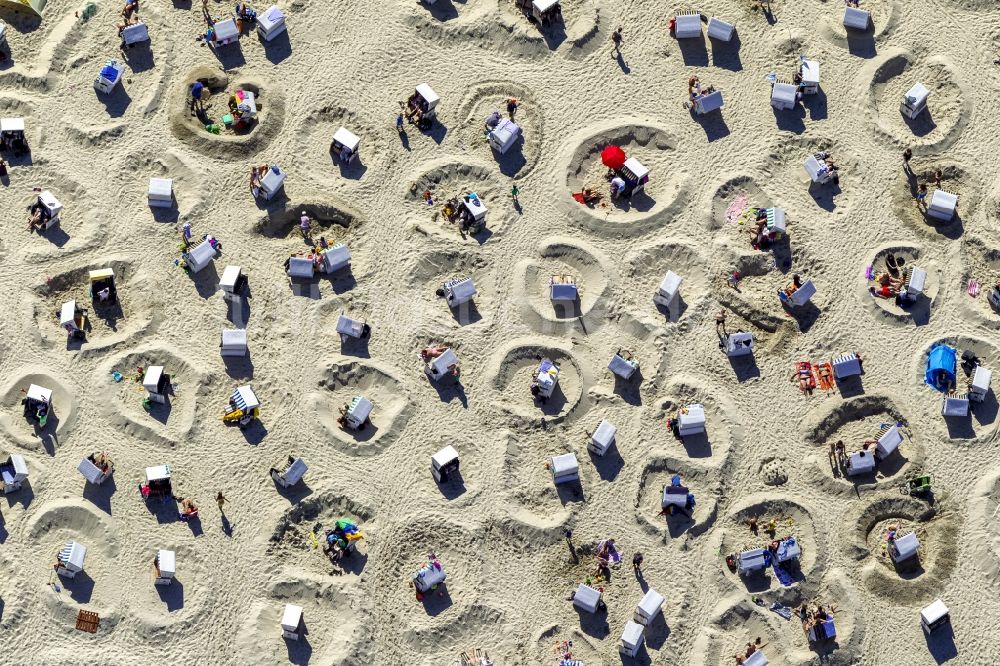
718,496,824,594
869,52,968,151
408,249,494,328
407,160,514,243
848,495,958,603
236,573,373,665
95,346,204,448
635,457,719,539
488,341,585,426
913,336,1000,443
624,239,709,326
862,244,940,325
968,467,1000,584
32,259,156,353
801,393,919,492
891,162,978,240
169,68,284,157
515,237,612,331
562,122,688,235
406,0,496,28
958,236,1000,328
26,501,121,619
312,360,415,455
0,370,77,453
453,81,542,179
640,377,739,468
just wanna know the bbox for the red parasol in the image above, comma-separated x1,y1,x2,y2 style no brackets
600,145,627,170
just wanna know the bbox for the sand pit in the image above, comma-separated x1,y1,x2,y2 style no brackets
635,457,719,539
891,162,977,239
862,244,940,325
515,237,611,331
801,393,919,490
959,235,1000,327
408,248,494,329
641,376,738,467
913,336,1000,443
0,370,77,453
453,81,541,179
487,341,584,425
32,259,155,352
95,346,204,447
718,496,823,594
624,239,709,327
562,122,687,234
312,359,415,455
407,160,514,243
297,104,375,180
501,429,588,509
709,176,775,233
12,170,106,263
848,495,959,603
535,625,606,666
821,0,898,44
870,52,968,150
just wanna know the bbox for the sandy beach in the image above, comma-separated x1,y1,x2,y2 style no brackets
1,0,999,664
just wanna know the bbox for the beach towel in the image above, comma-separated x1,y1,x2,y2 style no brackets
816,362,835,391
725,192,749,225
769,602,792,619
772,562,794,586
572,192,586,204
865,265,875,280
968,279,979,297
795,362,816,391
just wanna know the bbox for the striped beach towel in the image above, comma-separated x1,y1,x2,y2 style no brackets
968,279,980,297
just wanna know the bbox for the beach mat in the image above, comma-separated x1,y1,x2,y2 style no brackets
76,610,100,633
773,563,794,586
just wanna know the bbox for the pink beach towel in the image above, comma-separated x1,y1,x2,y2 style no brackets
725,192,749,225
968,279,980,297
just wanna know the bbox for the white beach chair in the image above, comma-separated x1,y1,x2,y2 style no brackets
832,353,862,379
846,450,875,476
212,18,240,45
619,621,644,657
899,267,926,303
926,190,957,222
219,265,245,299
534,359,559,398
725,332,754,357
60,300,83,337
900,82,929,119
488,119,521,154
589,420,617,456
220,329,248,357
0,454,27,493
148,178,173,208
970,366,992,402
843,6,871,31
431,445,460,483
620,157,650,195
674,12,702,39
415,83,440,119
737,548,768,575
56,541,87,578
77,454,112,485
257,166,286,200
921,600,950,633
271,456,308,487
654,270,683,308
572,583,602,613
94,59,123,94
331,127,360,163
692,90,724,115
443,278,476,308
800,59,820,94
425,348,459,381
122,21,150,47
784,280,816,307
706,16,734,41
155,549,175,585
875,425,903,460
771,82,798,110
257,5,286,41
143,365,169,404
531,0,559,22
413,560,446,592
634,588,664,625
803,155,833,184
744,652,768,666
185,238,217,273
281,604,304,640
37,190,62,227
608,351,639,381
775,537,801,563
336,315,369,343
286,257,315,280
550,452,579,484
889,531,919,563
319,244,351,274
345,396,373,430
766,207,786,235
662,483,689,509
678,404,706,437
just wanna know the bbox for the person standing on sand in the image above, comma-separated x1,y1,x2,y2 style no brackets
916,183,928,210
611,27,623,57
632,552,643,575
903,148,913,173
511,184,519,204
217,491,227,513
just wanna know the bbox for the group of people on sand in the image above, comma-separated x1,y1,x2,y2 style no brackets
199,0,257,44
800,603,836,633
685,75,717,108
747,207,777,250
869,252,907,300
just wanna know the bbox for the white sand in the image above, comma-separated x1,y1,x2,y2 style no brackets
1,0,999,663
